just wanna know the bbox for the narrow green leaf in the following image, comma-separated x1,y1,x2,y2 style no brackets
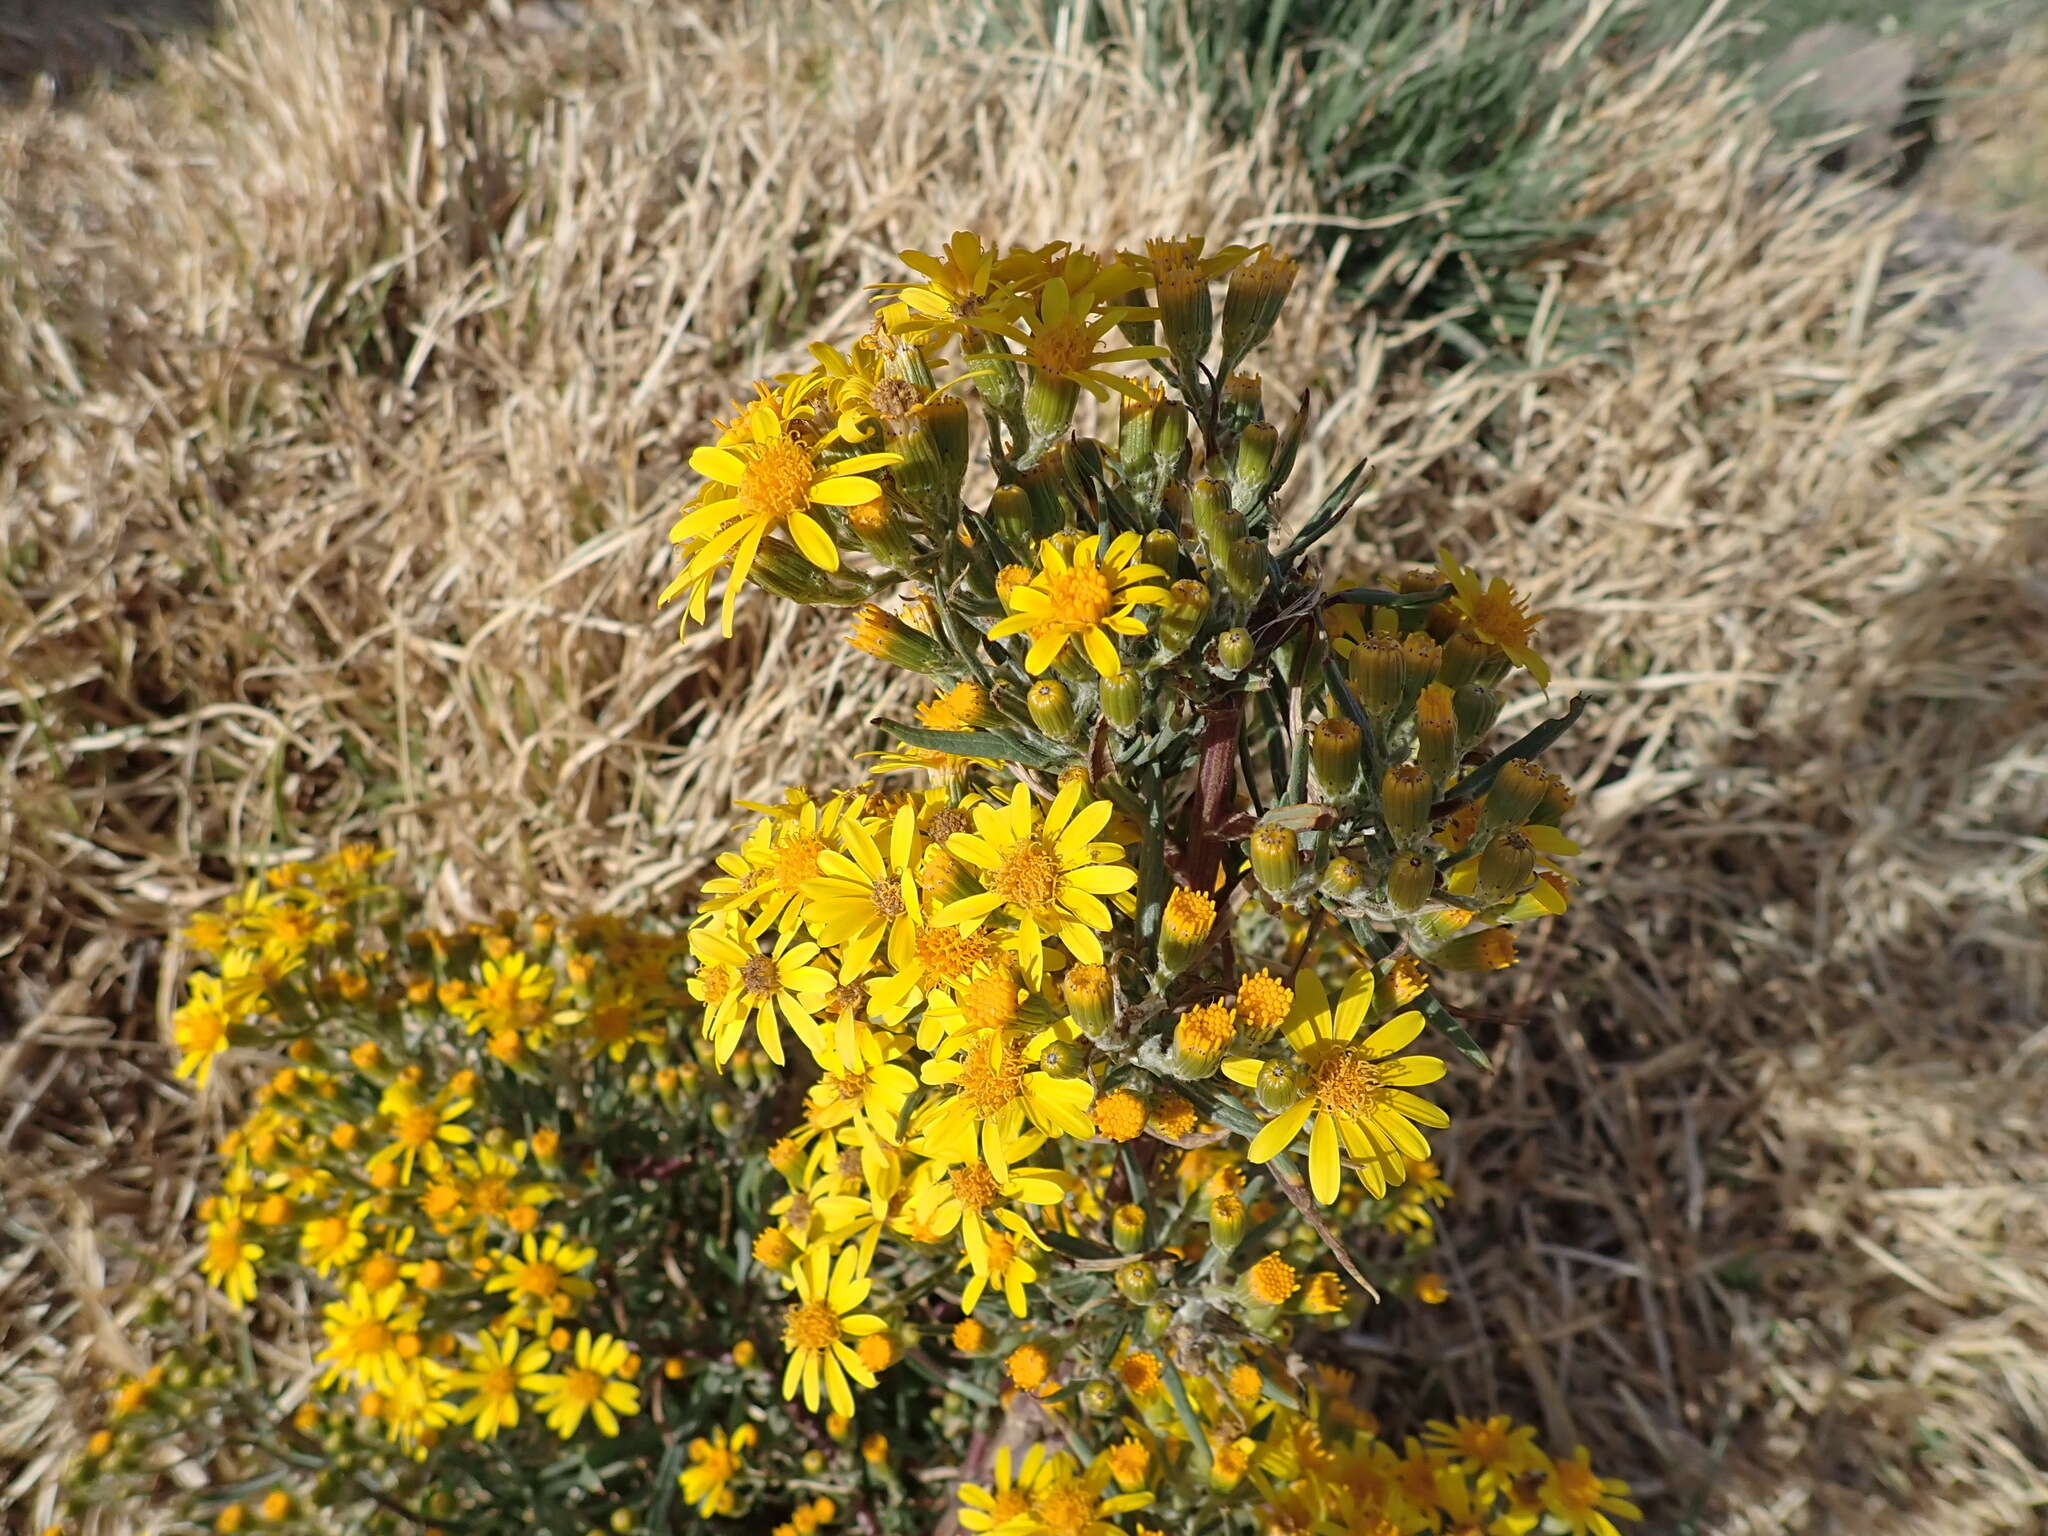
1346,917,1492,1071
875,717,1074,771
1431,693,1588,815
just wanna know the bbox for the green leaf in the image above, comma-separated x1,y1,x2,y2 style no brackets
1324,581,1453,610
1038,1227,1119,1263
1280,455,1375,560
875,717,1075,771
1433,693,1588,814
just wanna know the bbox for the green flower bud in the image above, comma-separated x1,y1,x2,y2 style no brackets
1028,679,1078,743
1156,578,1212,659
751,537,879,608
1019,452,1072,534
1118,390,1156,467
1414,683,1459,787
1386,852,1436,913
1318,855,1365,906
1079,1379,1120,1416
1348,632,1405,723
1533,769,1576,828
1453,684,1502,751
1112,1203,1148,1254
893,396,969,511
1101,670,1143,732
1151,401,1190,476
1381,762,1435,846
1158,888,1217,978
1216,627,1255,674
1063,964,1115,1036
1208,1190,1246,1253
1311,716,1362,800
1400,631,1442,709
1222,537,1267,608
989,483,1036,555
1249,822,1299,900
1141,528,1181,577
1256,1059,1303,1113
1232,421,1278,510
1191,477,1236,556
1115,1262,1160,1305
1218,371,1263,440
1474,829,1536,907
1142,1302,1175,1341
1480,757,1548,833
1024,370,1081,449
1040,1038,1091,1078
1430,927,1517,972
1220,247,1298,370
849,603,950,676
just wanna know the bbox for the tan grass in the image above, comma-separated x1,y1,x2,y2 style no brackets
4,2,2047,1531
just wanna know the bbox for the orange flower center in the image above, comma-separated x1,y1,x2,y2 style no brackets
1039,565,1114,630
345,1319,393,1358
396,1105,443,1149
1308,1044,1387,1116
479,1364,517,1399
949,1162,1000,1214
988,838,1062,907
1552,1460,1602,1511
956,1044,1025,1117
1033,1484,1095,1536
1025,317,1097,379
767,831,826,894
869,879,907,918
560,1366,604,1407
737,439,816,525
512,1260,561,1296
914,924,998,985
786,1300,842,1351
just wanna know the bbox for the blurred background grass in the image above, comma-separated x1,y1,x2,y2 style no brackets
3,2,2046,1531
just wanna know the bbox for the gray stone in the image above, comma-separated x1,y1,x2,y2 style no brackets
1769,23,1924,176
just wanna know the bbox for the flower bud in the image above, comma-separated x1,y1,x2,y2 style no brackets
1534,768,1576,827
1142,1302,1175,1341
1453,684,1501,750
1112,1203,1148,1254
1028,679,1078,743
1347,632,1405,723
1218,371,1263,440
1190,477,1236,557
918,845,979,907
1380,762,1434,847
1414,683,1458,787
1400,632,1442,704
1115,290,1157,352
1222,537,1267,608
1151,401,1190,476
1311,716,1362,800
1141,527,1180,577
1115,1262,1160,1305
1168,1001,1236,1079
1063,964,1114,1036
1255,1059,1303,1114
1152,263,1214,380
952,1317,992,1354
1024,369,1081,448
1208,1189,1246,1253
1155,578,1211,659
848,604,949,676
1019,454,1073,534
1101,670,1143,733
1300,1271,1349,1317
752,538,880,607
989,484,1036,555
1474,830,1536,907
893,397,969,510
1439,630,1503,690
1039,1038,1090,1078
1232,421,1277,510
1249,823,1299,900
1220,246,1298,369
1386,852,1436,912
1318,856,1364,906
1216,626,1255,674
1480,758,1548,834
1118,389,1157,467
1430,927,1518,972
1079,1379,1120,1416
1158,888,1216,976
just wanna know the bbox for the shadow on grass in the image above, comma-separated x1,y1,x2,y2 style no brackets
0,0,216,98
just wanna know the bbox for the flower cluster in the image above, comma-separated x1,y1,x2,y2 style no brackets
67,232,1639,1536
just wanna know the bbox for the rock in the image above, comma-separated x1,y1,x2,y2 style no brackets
1769,24,1928,181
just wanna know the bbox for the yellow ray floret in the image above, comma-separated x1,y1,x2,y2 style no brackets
986,531,1168,680
935,778,1136,966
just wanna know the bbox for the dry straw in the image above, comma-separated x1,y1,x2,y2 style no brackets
2,1,2044,1532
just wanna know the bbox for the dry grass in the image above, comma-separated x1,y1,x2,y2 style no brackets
4,1,2047,1531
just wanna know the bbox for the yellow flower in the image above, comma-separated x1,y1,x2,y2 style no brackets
805,1025,919,1137
1020,1450,1155,1534
916,1030,1095,1173
690,911,834,1068
449,1326,552,1440
316,1281,420,1390
366,1083,474,1186
986,532,1169,680
484,1229,597,1326
801,802,921,986
299,1200,371,1276
780,1245,887,1419
527,1328,639,1439
665,381,901,636
957,1220,1047,1319
1541,1446,1642,1535
969,262,1165,401
680,1424,758,1517
937,779,1135,966
1423,1414,1543,1496
200,1204,262,1306
1092,1089,1147,1142
1222,968,1449,1203
1438,548,1549,687
453,951,553,1037
956,1443,1056,1531
874,230,1039,342
171,954,265,1085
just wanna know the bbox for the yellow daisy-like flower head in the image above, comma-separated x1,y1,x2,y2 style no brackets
1222,968,1450,1204
1021,1450,1155,1536
449,1326,552,1441
689,910,834,1069
780,1245,887,1420
527,1328,640,1439
986,532,1169,680
936,778,1136,966
680,1423,759,1518
1541,1445,1642,1536
956,1443,1056,1532
665,380,901,637
316,1281,420,1391
1437,548,1549,688
200,1202,263,1307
